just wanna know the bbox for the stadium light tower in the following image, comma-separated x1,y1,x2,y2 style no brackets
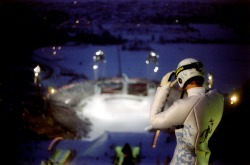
34,65,41,86
207,73,214,89
93,50,106,94
92,50,106,80
145,51,159,91
145,51,159,79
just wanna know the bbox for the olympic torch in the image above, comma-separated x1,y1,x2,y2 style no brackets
151,73,177,148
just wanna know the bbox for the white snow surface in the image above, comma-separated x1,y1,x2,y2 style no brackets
77,93,153,141
33,43,249,94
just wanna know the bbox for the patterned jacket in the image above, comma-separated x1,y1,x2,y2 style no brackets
149,86,224,165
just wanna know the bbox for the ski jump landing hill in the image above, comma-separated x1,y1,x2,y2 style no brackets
44,77,179,164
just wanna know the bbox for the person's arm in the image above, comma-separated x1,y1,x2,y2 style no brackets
149,87,187,129
149,71,186,128
149,70,176,115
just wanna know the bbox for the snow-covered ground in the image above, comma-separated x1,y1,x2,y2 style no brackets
33,43,249,94
77,93,153,140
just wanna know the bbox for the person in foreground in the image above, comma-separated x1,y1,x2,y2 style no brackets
149,58,224,165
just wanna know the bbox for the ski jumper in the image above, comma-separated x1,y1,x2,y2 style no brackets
149,86,224,165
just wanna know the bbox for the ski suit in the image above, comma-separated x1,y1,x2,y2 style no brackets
149,86,224,165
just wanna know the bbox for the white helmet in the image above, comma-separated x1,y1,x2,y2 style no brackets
175,58,204,89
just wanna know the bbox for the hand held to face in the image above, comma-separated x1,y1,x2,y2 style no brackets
160,70,176,87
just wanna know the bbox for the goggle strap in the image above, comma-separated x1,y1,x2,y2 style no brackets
175,62,203,77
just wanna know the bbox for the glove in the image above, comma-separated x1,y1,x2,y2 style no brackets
160,70,176,86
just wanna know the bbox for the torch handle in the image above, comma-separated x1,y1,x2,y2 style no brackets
152,129,161,148
151,79,178,148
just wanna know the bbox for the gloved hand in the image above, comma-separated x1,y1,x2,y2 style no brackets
160,70,176,86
